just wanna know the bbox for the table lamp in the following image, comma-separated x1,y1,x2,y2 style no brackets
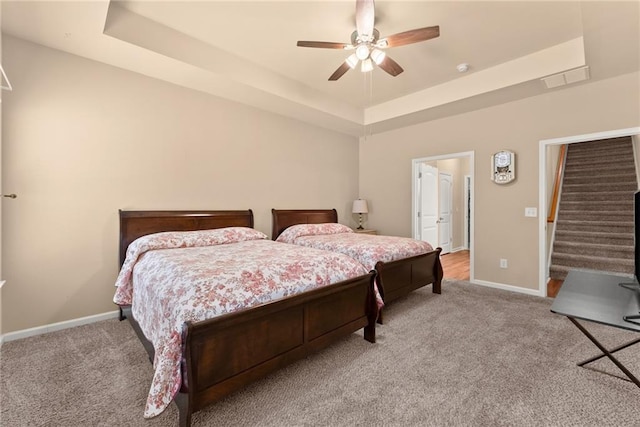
352,199,369,230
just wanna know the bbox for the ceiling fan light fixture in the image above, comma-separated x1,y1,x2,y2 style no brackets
295,0,440,81
370,48,386,65
346,54,359,69
361,58,374,73
355,44,370,61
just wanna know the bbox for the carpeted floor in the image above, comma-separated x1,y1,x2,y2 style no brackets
1,280,639,426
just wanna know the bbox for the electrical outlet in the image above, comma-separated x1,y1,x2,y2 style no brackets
500,259,508,269
525,207,537,217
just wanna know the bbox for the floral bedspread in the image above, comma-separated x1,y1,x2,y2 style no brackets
275,223,434,271
113,227,368,418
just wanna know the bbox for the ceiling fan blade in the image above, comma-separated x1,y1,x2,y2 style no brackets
297,41,350,49
356,0,375,39
377,55,404,77
382,26,440,48
328,62,352,81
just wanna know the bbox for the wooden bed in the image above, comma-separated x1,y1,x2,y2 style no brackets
271,209,443,314
117,210,377,427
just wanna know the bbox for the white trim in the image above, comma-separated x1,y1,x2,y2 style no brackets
463,175,471,250
632,135,640,187
0,281,4,346
538,127,640,297
1,310,120,343
412,150,475,283
439,171,453,253
450,246,466,253
471,279,544,297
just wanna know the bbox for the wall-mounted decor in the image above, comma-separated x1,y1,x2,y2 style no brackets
491,150,515,184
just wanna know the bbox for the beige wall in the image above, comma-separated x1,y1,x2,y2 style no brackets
360,71,640,290
1,36,360,334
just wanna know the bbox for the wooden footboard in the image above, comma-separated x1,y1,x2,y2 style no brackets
375,248,443,304
123,271,376,427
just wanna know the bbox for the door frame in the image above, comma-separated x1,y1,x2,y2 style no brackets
538,127,640,297
412,151,475,282
438,171,453,254
463,175,471,250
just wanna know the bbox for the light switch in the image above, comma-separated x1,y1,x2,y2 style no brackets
525,207,537,217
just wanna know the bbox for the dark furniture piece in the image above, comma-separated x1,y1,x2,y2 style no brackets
551,269,640,387
118,210,377,426
271,209,443,320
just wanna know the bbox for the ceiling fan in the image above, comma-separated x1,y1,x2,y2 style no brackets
296,0,440,81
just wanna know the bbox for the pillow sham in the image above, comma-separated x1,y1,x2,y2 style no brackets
276,223,353,244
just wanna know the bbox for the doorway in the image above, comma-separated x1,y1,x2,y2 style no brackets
412,151,475,282
538,127,640,297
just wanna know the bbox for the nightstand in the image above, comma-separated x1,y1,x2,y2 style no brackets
353,229,377,235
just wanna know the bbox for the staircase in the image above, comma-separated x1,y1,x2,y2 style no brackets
549,136,637,281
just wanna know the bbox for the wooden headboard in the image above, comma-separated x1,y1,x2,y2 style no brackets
119,210,254,267
271,209,338,240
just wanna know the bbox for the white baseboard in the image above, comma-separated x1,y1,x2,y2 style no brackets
450,246,467,253
1,310,120,343
470,279,545,297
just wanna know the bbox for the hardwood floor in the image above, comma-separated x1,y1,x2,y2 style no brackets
440,250,563,297
547,279,563,298
440,250,470,281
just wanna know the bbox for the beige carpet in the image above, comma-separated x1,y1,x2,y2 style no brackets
2,280,639,426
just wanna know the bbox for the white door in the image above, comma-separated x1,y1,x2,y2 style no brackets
419,163,438,245
438,172,452,254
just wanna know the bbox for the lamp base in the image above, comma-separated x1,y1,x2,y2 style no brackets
356,226,364,230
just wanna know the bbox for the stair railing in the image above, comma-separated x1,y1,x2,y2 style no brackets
547,144,567,223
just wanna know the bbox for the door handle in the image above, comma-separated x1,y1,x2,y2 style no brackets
2,194,17,199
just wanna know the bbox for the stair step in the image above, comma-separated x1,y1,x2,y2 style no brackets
557,210,634,222
562,182,638,193
550,137,637,283
567,138,632,153
555,219,633,233
567,145,633,159
565,156,635,170
560,190,636,202
549,265,634,281
562,173,637,185
563,165,636,178
550,253,634,274
554,230,634,245
553,241,633,258
558,200,633,212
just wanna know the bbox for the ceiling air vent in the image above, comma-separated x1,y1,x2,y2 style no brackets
541,66,590,89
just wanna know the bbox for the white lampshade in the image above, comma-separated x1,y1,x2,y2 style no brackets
360,58,374,73
345,54,359,69
352,199,369,214
370,48,386,65
355,44,370,61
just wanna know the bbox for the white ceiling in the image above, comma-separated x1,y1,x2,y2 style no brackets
2,1,639,136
